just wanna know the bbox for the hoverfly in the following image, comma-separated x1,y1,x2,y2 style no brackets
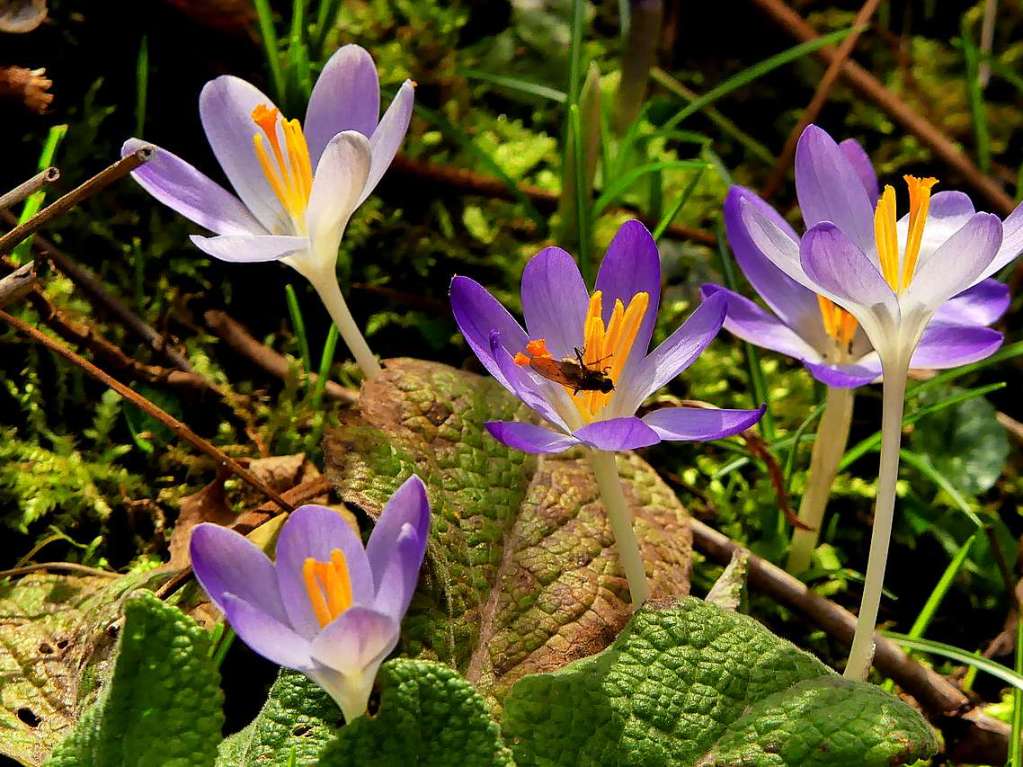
514,339,614,395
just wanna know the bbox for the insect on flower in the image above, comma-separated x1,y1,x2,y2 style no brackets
513,339,615,395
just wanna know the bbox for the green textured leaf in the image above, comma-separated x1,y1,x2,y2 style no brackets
324,359,692,703
502,598,937,767
216,671,341,766
0,573,150,766
908,384,1008,496
318,659,514,767
45,591,223,767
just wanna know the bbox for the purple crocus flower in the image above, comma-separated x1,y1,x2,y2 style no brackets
122,45,415,378
189,475,430,722
450,220,764,455
705,128,1020,387
721,125,1021,380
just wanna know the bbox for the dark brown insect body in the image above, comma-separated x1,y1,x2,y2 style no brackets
516,343,614,395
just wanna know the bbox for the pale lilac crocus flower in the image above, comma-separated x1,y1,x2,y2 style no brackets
736,124,1022,680
705,135,1013,574
190,475,430,722
450,220,764,604
123,45,414,379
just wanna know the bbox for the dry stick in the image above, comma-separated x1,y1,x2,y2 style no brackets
0,211,197,373
0,166,60,211
690,517,1010,764
750,0,1016,216
204,309,358,404
0,148,153,255
390,154,717,246
760,0,883,200
0,309,294,512
0,261,37,309
0,562,119,579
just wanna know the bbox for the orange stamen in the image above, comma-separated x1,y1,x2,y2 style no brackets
302,548,354,628
250,104,314,230
525,338,552,358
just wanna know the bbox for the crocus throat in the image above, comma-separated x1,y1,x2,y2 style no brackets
874,175,938,294
303,548,353,628
816,295,857,350
514,290,648,421
251,104,314,232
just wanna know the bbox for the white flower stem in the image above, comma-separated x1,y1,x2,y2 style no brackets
309,273,382,381
786,386,855,574
588,450,650,607
844,356,909,680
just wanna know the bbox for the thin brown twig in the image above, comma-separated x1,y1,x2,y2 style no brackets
690,516,1010,763
0,148,153,255
0,562,119,579
0,166,60,211
390,154,717,245
0,261,37,309
0,309,294,512
761,0,883,199
0,211,197,373
750,0,1016,216
204,309,358,404
232,475,332,534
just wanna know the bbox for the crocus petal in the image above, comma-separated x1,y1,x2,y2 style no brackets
935,279,1010,325
700,284,820,361
189,523,291,625
974,201,1023,283
359,80,415,207
910,322,1003,369
450,276,528,389
901,191,976,269
371,522,422,620
304,44,381,164
489,332,573,431
739,196,821,295
190,234,308,263
627,292,726,410
904,212,1002,312
520,246,589,359
221,593,313,671
122,139,263,236
795,125,876,254
365,475,430,596
199,75,285,232
642,405,765,442
594,220,661,371
305,131,372,270
574,417,661,451
803,357,881,388
485,421,578,454
800,223,897,315
838,138,879,203
309,607,399,722
723,187,825,348
274,506,374,639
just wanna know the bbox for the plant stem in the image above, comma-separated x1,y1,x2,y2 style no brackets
309,274,381,380
844,356,909,680
588,450,649,606
786,385,854,573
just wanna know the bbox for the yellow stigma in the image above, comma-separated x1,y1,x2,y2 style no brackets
873,175,938,294
575,289,649,420
250,104,314,231
302,548,353,628
816,295,858,349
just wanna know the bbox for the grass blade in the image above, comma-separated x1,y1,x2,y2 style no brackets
907,533,977,640
898,449,983,529
13,124,68,263
461,69,566,103
285,284,312,372
1013,612,1023,766
311,323,339,409
659,27,856,134
652,166,704,241
569,103,592,282
961,16,991,173
312,0,341,57
253,0,286,105
135,36,149,139
592,160,706,217
883,632,1023,691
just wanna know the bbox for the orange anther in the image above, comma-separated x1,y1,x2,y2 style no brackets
513,352,532,366
525,339,551,358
